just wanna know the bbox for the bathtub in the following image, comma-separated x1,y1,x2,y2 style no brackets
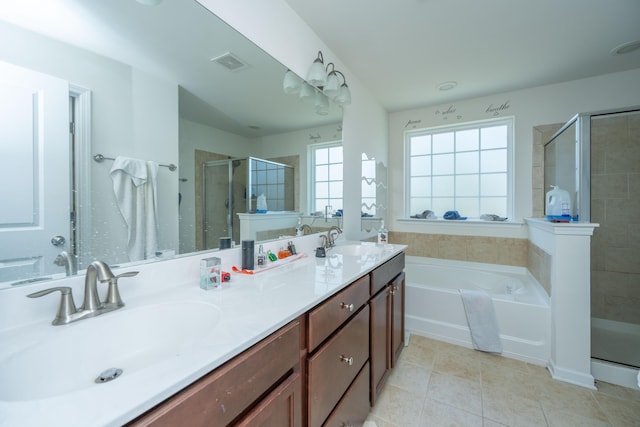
404,256,550,366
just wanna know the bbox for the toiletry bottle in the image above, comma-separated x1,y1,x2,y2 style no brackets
377,220,388,245
267,250,278,262
241,240,255,270
257,245,266,268
296,217,303,236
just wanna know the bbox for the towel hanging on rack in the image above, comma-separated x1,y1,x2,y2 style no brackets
110,156,159,261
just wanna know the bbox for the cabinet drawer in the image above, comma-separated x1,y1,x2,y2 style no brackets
308,306,369,427
308,275,370,352
323,361,370,427
128,320,300,427
236,372,302,427
370,252,405,296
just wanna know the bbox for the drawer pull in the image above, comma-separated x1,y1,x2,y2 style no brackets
339,355,354,365
340,302,354,312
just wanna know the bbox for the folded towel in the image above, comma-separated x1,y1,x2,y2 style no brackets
459,289,503,353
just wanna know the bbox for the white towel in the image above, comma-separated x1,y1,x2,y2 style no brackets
110,156,159,261
459,289,503,353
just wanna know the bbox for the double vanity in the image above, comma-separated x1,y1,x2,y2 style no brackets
0,234,406,427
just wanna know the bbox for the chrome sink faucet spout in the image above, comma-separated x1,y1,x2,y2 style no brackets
54,251,78,276
326,226,343,248
27,260,138,325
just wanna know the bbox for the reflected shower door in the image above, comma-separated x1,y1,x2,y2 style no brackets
202,160,231,250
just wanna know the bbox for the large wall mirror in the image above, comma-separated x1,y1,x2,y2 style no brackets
0,0,342,288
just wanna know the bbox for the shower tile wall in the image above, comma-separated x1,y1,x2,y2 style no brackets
590,112,640,324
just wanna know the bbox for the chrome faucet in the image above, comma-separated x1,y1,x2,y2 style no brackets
297,223,313,235
27,261,138,325
326,226,343,248
54,250,78,276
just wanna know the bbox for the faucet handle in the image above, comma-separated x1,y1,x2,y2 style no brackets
27,287,78,326
104,271,139,308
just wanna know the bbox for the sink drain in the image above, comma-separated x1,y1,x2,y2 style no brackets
95,368,123,384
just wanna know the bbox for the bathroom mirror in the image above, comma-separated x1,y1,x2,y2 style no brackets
361,153,387,232
0,0,342,288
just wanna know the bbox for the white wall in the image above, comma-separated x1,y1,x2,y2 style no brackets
196,0,389,241
388,68,640,238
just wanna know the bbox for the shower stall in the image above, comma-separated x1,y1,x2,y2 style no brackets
544,106,640,387
201,157,294,249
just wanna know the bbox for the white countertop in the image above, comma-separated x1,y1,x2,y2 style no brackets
0,237,406,427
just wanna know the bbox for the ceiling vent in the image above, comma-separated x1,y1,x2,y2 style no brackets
210,52,249,71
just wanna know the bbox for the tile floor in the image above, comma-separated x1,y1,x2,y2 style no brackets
366,334,640,427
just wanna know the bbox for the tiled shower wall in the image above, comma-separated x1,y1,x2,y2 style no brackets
590,112,640,324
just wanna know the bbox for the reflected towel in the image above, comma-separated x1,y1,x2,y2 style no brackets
459,289,503,353
110,156,158,261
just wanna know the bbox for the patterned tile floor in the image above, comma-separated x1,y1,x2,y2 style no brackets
366,334,640,426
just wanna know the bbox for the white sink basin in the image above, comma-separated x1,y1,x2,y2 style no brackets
0,301,221,401
331,243,385,257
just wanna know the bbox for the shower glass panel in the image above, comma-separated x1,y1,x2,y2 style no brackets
203,157,294,249
248,157,294,212
544,120,579,220
546,106,640,372
202,159,242,249
588,108,640,370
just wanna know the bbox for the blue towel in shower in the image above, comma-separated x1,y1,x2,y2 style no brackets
459,289,503,353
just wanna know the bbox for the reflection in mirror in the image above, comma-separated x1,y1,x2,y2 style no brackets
361,153,387,232
0,0,342,288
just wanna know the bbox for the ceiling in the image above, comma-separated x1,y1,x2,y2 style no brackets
0,0,342,138
285,0,640,112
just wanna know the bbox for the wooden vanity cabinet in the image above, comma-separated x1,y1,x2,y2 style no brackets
306,275,371,427
369,253,405,406
127,318,303,427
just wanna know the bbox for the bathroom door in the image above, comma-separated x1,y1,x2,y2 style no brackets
0,61,70,282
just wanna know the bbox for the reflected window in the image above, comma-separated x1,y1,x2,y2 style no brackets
310,142,343,214
361,153,376,216
405,118,513,219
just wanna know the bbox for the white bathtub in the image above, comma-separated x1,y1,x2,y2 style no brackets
405,256,551,366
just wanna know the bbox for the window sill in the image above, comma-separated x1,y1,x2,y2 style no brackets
395,217,527,238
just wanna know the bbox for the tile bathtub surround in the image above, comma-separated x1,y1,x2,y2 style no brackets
388,231,528,267
528,241,552,296
367,334,640,427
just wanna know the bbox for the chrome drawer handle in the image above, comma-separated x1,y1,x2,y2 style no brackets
339,355,354,366
340,302,354,312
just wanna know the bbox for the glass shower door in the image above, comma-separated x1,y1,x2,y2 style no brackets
202,160,232,250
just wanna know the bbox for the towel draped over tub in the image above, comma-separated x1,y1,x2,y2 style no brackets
459,289,503,353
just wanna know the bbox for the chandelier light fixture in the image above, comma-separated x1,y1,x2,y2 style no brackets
283,50,352,113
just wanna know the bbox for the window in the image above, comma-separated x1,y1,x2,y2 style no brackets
405,118,513,219
310,142,343,214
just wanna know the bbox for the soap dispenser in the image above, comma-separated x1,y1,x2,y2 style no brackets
377,220,388,245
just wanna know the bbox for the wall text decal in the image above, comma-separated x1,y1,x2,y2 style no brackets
405,119,422,129
486,100,511,116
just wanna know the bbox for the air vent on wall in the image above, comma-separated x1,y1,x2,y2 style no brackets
210,52,249,71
